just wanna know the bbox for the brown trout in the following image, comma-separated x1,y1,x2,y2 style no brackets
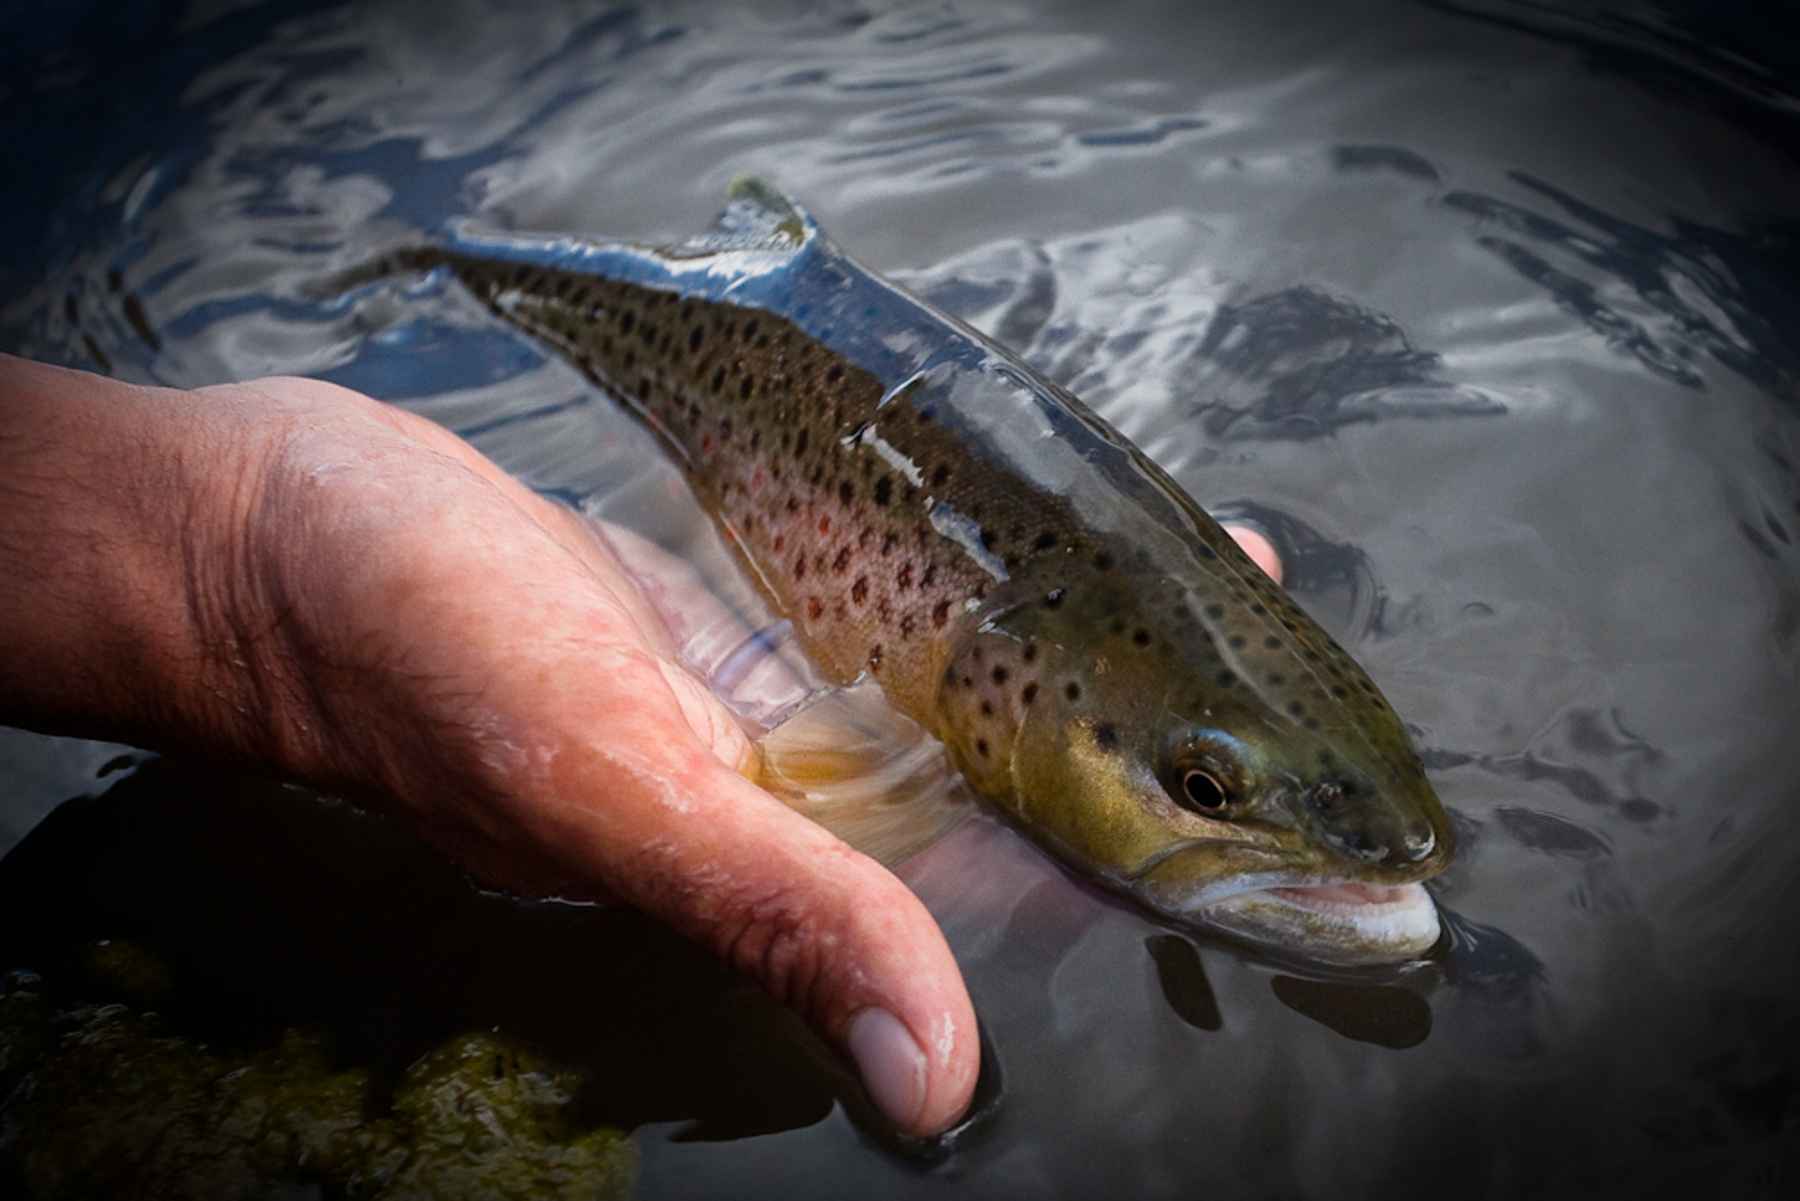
333,180,1454,965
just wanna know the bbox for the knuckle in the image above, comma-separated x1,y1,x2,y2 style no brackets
714,885,836,1022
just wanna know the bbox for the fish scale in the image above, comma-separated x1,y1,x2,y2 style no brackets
334,181,1454,964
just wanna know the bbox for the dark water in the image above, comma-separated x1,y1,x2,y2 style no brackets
3,0,1799,1196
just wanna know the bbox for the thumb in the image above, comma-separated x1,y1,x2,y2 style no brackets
523,645,980,1137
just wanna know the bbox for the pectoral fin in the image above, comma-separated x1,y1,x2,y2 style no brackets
748,681,973,866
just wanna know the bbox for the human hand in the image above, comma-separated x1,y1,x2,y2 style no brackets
0,356,1281,1138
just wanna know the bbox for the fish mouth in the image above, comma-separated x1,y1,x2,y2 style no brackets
1134,848,1443,965
1196,880,1441,966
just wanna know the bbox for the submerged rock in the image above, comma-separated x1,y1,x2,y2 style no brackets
0,958,634,1201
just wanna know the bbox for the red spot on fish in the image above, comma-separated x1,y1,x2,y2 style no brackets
818,514,831,535
807,597,824,620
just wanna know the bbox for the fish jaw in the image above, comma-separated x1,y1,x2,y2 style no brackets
1134,853,1443,965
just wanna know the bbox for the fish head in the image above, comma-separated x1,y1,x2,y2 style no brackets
943,564,1453,966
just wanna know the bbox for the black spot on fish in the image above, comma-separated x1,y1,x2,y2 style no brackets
689,327,704,352
795,428,809,456
1095,551,1115,570
621,311,635,333
931,464,950,486
874,476,893,506
839,480,853,505
1133,629,1151,647
740,375,754,400
826,364,844,384
851,576,869,603
1022,682,1039,705
1094,723,1119,750
992,665,1009,685
1034,532,1058,551
976,738,990,758
1023,642,1038,663
1065,682,1082,702
932,600,951,628
981,700,994,716
1216,671,1236,688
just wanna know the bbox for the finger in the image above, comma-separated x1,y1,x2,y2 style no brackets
1225,523,1283,584
503,646,979,1136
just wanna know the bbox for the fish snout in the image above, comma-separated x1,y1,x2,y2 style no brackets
1300,781,1439,872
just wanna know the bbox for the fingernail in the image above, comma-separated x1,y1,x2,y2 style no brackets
848,1007,927,1130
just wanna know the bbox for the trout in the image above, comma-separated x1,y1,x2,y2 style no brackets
332,181,1454,965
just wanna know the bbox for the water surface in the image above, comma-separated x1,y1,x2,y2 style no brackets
2,1,1798,1197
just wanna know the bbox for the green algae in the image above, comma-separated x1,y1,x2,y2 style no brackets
0,954,633,1201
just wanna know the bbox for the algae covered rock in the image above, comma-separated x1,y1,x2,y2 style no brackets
0,962,633,1201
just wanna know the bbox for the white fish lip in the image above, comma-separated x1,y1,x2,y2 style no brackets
1190,879,1442,965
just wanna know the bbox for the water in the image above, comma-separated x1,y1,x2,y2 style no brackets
3,0,1798,1196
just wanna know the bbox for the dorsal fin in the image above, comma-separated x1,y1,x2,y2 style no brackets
669,176,820,258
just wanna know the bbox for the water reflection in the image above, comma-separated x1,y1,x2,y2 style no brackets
1145,934,1223,1032
4,0,1800,1196
1187,286,1508,439
1268,974,1432,1049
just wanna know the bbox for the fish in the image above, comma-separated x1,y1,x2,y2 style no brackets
325,179,1455,965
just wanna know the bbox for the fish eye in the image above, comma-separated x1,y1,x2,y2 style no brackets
1179,769,1229,812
